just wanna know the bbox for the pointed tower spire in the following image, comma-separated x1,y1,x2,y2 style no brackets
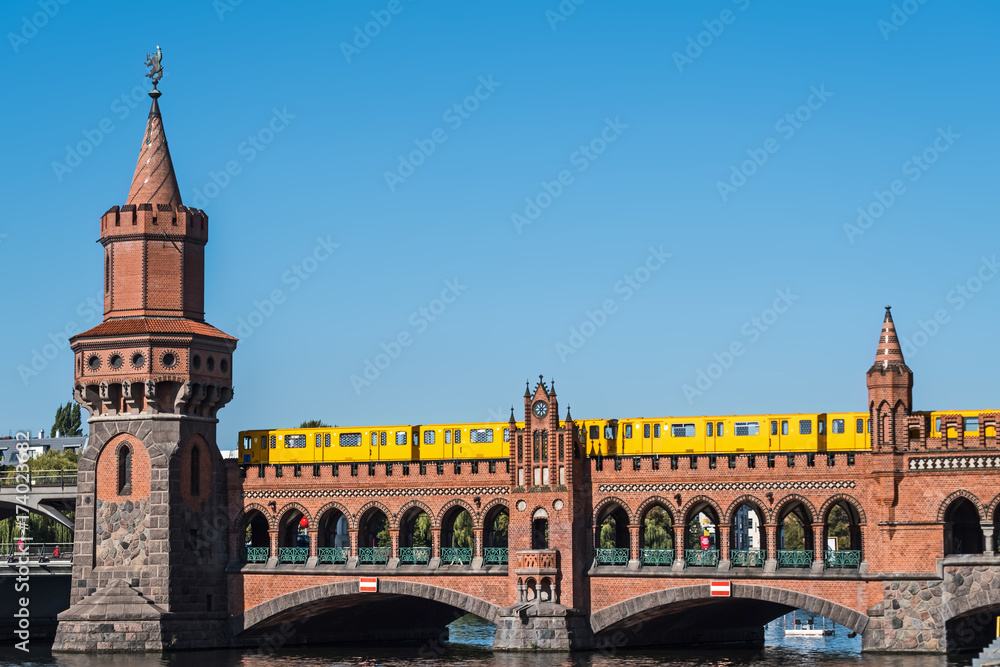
565,405,572,422
524,381,531,398
127,88,182,207
509,406,516,425
872,305,908,372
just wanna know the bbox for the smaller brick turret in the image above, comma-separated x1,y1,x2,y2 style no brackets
867,306,913,452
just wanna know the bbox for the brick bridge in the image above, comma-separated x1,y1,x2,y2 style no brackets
50,74,1000,654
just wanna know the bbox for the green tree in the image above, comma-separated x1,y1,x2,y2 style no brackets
827,505,852,549
490,512,509,548
782,514,805,550
50,402,82,437
412,513,432,548
452,510,474,548
599,516,617,549
299,420,331,428
643,506,673,550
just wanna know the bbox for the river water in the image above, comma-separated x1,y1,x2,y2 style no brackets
0,615,972,667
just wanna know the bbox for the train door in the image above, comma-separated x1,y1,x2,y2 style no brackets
641,422,654,454
705,420,716,453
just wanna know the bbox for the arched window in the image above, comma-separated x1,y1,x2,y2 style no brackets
190,446,201,496
118,444,132,495
533,431,540,460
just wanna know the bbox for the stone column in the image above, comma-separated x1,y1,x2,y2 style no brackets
982,522,995,554
628,523,640,570
388,529,400,569
718,523,731,571
811,522,826,573
763,523,778,572
472,528,484,570
672,524,686,571
429,526,442,569
347,529,359,568
267,528,278,567
307,528,319,567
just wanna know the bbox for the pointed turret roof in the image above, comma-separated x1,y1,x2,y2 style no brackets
872,306,909,372
127,91,182,207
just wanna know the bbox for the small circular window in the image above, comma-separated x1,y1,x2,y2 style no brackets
206,357,215,372
131,353,145,369
87,355,101,371
109,354,123,369
192,355,201,370
162,352,177,369
220,358,229,374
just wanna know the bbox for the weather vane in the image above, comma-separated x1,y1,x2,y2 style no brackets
145,45,163,94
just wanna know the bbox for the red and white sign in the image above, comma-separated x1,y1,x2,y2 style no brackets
359,577,378,593
710,581,731,597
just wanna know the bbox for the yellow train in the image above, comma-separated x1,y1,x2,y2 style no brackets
238,409,996,465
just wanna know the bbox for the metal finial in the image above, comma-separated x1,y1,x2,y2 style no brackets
145,46,164,97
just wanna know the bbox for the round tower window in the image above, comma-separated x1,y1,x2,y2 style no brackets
162,352,177,368
87,355,101,371
192,355,201,370
109,354,123,369
131,353,145,369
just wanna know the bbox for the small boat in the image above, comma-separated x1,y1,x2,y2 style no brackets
783,612,834,636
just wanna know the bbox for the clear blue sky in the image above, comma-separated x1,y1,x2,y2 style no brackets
2,0,997,449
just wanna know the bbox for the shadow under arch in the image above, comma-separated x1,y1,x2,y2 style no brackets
590,583,868,647
231,580,501,645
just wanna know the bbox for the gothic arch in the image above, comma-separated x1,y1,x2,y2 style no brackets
356,500,394,524
395,500,437,530
938,490,985,522
589,583,868,636
986,491,1000,522
773,494,817,523
437,499,478,526
680,495,724,523
233,503,276,531
593,496,634,525
635,496,676,524
275,502,312,527
480,497,510,520
724,495,771,524
819,494,867,525
315,501,354,531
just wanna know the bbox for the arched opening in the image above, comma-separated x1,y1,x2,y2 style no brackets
944,498,983,555
399,507,433,565
539,577,553,602
525,577,537,602
441,506,474,565
824,501,862,568
730,502,764,567
777,501,813,568
595,502,630,566
117,444,132,495
639,504,674,566
946,606,1000,655
190,445,200,496
317,507,349,564
242,509,270,563
277,508,309,563
532,509,549,549
685,503,719,567
483,504,509,565
358,508,390,564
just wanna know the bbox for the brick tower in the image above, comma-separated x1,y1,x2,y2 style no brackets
494,377,591,649
54,76,237,651
866,306,913,452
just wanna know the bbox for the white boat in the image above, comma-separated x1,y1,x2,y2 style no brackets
783,612,834,636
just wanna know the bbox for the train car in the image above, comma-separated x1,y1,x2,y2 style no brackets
417,422,512,460
575,419,618,456
238,429,271,465
928,411,998,440
826,412,870,451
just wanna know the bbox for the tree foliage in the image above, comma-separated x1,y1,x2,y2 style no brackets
490,512,509,547
782,513,805,550
50,402,82,437
299,420,331,428
411,513,432,548
451,510,474,548
643,506,673,550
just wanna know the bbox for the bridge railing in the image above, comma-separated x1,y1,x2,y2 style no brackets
824,550,862,568
399,547,431,565
684,549,720,567
640,548,673,566
441,547,473,565
777,549,813,568
596,548,629,566
731,549,766,567
0,469,78,489
1,542,74,561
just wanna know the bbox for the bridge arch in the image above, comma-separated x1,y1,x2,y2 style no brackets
593,496,634,526
590,583,868,637
937,490,984,522
315,501,353,531
819,493,867,525
231,580,501,638
233,503,275,532
437,499,477,526
724,494,771,524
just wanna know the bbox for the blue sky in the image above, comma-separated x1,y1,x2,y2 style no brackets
2,0,997,448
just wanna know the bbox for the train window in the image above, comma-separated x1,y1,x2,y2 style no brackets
339,433,362,447
868,418,872,433
856,418,864,434
454,429,462,444
395,431,407,445
671,424,695,438
315,434,322,448
818,420,825,435
717,422,724,437
381,432,387,446
935,417,941,433
472,428,494,443
707,422,713,437
325,433,330,447
589,425,600,440
771,421,777,436
734,421,759,436
371,432,377,448
285,434,306,448
424,430,435,444
445,430,452,444
270,435,276,449
605,425,615,440
799,420,812,435
832,419,845,434
643,424,650,438
781,421,788,436
504,428,510,443
243,436,251,450
624,424,633,439
965,417,979,432
653,424,661,438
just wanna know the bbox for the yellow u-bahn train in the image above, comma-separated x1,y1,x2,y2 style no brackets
237,409,995,465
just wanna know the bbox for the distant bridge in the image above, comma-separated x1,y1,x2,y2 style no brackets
0,470,77,529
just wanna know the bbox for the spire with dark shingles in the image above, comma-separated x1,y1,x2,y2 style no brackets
127,91,182,207
872,305,909,371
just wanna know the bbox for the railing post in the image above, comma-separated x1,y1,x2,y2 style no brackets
628,523,640,570
672,524,685,570
308,529,318,565
268,529,278,566
719,523,731,571
763,523,778,572
811,523,826,573
472,528,484,570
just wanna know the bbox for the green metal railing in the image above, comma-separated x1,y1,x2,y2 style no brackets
596,548,629,565
277,547,308,564
399,546,431,565
358,547,391,564
484,547,508,565
318,547,349,564
731,549,765,567
825,550,862,568
777,549,813,568
441,547,473,565
243,546,270,563
684,549,720,567
0,470,78,489
640,548,673,566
